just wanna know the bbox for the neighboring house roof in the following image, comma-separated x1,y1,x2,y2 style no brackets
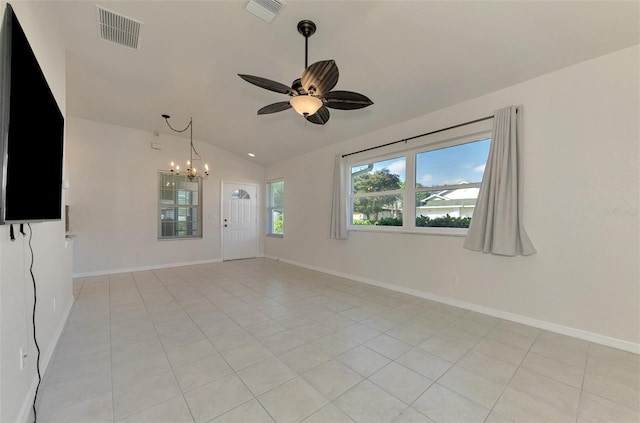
420,184,480,208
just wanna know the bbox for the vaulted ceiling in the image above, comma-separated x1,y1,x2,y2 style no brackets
48,1,638,165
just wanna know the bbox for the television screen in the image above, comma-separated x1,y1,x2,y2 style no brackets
0,3,64,224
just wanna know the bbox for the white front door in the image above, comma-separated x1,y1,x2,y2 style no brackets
222,182,258,261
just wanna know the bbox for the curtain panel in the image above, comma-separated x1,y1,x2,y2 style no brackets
464,105,536,256
330,154,349,239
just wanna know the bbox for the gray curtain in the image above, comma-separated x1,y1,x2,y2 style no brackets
464,105,536,256
330,154,349,239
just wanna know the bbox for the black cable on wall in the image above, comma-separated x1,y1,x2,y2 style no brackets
28,224,42,422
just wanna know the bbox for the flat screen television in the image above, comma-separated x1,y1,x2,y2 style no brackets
0,3,64,224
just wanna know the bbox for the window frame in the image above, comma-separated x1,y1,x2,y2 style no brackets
158,172,203,240
266,178,284,237
347,126,492,236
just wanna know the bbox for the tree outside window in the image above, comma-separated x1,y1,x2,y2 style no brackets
351,157,405,226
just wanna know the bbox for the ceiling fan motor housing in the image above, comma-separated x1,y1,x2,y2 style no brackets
291,78,305,95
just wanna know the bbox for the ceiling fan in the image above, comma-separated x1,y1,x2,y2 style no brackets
238,20,373,125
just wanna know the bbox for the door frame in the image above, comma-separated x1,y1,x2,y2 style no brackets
220,180,259,261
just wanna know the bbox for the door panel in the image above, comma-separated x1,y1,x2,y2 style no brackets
222,183,258,260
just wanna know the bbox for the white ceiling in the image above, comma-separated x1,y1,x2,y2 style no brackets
48,1,638,165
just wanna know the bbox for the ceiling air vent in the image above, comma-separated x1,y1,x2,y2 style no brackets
96,6,142,50
243,0,286,23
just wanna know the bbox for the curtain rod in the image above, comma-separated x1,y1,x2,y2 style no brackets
342,114,495,158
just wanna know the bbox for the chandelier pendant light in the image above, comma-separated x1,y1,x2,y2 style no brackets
162,114,209,181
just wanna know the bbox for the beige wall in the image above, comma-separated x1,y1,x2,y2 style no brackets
264,46,640,350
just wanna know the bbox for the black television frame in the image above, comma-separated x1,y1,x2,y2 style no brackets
0,3,65,225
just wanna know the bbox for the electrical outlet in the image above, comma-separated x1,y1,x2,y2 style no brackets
452,276,459,285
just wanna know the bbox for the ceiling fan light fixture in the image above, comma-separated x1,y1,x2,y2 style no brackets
290,95,322,116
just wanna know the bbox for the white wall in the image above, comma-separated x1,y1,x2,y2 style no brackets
66,117,265,275
265,46,640,350
0,2,73,422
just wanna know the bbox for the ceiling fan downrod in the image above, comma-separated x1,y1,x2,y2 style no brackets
297,20,316,69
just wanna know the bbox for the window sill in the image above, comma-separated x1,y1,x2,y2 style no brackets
158,236,203,241
266,234,283,238
348,227,468,237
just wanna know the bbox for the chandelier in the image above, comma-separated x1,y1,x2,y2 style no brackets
162,114,209,181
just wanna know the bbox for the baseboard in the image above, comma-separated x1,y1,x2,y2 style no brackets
73,258,223,278
17,296,74,423
264,255,640,354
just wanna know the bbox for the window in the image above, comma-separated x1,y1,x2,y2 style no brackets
348,133,491,233
415,138,491,228
231,189,251,199
158,173,202,239
351,157,405,226
267,179,283,236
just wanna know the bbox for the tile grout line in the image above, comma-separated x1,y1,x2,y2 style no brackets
199,267,344,423
115,270,197,423
161,266,282,423
398,314,498,421
185,263,418,422
328,305,489,421
576,343,640,414
573,342,592,423
480,327,544,422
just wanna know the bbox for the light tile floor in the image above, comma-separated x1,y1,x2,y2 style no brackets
38,258,639,423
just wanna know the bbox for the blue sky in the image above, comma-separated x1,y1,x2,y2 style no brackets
352,138,491,188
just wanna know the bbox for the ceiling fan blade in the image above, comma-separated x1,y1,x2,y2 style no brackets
301,60,339,97
238,74,296,96
322,91,374,110
305,106,330,125
257,101,292,115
